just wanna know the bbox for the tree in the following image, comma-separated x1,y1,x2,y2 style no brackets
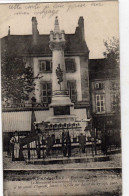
103,37,119,67
1,54,35,104
103,37,120,113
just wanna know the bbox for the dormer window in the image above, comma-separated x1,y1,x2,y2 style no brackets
94,82,104,90
39,60,52,72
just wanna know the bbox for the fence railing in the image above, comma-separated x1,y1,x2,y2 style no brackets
21,135,120,161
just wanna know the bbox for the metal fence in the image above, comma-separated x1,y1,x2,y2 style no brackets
21,133,120,161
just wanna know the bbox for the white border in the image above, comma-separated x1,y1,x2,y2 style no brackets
0,0,118,3
119,0,129,196
0,0,129,195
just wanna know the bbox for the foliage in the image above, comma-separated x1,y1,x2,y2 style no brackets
103,37,119,66
1,55,35,103
103,37,120,113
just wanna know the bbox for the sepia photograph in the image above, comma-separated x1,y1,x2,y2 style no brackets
0,0,121,195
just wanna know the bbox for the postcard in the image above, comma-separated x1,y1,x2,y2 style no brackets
0,1,121,195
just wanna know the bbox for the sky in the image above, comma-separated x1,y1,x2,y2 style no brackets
0,1,119,59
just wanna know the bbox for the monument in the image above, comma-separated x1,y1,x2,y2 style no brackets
36,17,89,139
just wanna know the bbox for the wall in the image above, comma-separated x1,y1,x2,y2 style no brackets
91,79,119,114
73,108,87,132
80,56,89,102
32,56,89,103
33,57,52,103
65,56,82,101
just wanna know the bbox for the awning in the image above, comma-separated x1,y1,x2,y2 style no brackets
2,111,32,132
2,110,51,133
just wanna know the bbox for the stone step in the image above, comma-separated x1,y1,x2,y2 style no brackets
25,155,110,165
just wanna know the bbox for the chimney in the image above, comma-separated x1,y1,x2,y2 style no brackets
32,17,39,44
75,16,85,42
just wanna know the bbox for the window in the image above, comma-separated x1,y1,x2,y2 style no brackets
96,95,105,113
67,81,77,102
39,60,52,72
94,82,104,90
65,59,75,73
110,82,119,91
42,83,52,104
111,93,120,112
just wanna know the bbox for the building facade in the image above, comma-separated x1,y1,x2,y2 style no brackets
2,17,91,150
2,17,90,111
1,17,120,151
89,59,120,144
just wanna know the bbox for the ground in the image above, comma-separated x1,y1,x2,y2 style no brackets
3,152,121,170
3,153,122,196
4,169,122,196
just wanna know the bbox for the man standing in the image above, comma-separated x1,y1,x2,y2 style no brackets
10,131,20,161
62,131,71,157
78,133,86,153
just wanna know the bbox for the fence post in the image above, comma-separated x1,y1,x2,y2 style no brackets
109,130,111,152
37,136,40,159
27,143,30,160
91,138,94,157
94,128,97,155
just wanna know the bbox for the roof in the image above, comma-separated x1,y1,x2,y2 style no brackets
1,33,89,57
89,58,120,80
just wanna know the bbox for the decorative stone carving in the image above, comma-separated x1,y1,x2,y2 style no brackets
49,41,66,51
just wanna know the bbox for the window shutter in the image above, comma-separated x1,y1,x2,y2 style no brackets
39,60,52,72
42,82,52,104
95,82,104,90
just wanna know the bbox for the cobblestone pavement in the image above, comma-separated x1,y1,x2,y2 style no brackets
3,153,121,170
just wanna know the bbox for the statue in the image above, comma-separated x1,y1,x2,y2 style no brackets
56,64,63,90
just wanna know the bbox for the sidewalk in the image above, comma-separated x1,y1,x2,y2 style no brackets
3,152,122,170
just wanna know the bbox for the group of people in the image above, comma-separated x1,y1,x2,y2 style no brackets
62,131,87,157
9,125,88,161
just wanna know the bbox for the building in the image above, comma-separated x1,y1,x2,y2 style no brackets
1,16,120,152
2,16,90,110
2,16,90,109
1,16,91,150
89,58,120,145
